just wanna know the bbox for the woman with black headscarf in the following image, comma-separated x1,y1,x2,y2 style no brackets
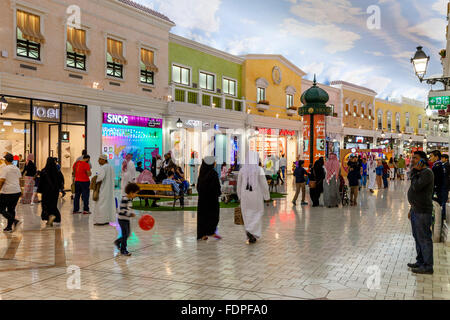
38,157,64,226
309,157,325,207
196,156,222,240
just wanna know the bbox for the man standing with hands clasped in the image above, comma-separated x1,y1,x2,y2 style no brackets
407,151,434,275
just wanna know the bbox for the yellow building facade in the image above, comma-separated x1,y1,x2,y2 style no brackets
242,54,305,167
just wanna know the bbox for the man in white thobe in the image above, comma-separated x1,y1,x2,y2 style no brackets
121,153,136,194
237,151,270,244
367,155,377,193
93,155,116,225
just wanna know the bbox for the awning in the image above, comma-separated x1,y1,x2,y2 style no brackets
141,48,158,72
107,38,127,65
17,10,45,44
67,27,90,55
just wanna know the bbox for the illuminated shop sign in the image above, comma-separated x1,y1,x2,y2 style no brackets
356,136,364,143
33,106,60,120
280,129,296,136
103,113,162,128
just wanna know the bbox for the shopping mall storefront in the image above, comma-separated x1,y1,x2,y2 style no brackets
101,112,163,186
0,95,86,190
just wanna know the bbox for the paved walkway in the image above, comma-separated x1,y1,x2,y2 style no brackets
0,178,449,300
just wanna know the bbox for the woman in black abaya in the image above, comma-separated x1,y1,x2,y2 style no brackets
196,156,222,240
38,157,64,226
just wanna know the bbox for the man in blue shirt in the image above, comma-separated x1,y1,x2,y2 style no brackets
162,171,184,208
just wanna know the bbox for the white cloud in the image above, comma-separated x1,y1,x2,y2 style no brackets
224,37,265,55
142,0,222,33
302,62,325,76
290,0,364,25
240,18,256,25
280,18,360,53
364,51,385,57
407,18,447,42
432,0,447,15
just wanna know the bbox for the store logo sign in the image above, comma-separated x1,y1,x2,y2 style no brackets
106,114,129,125
280,129,295,136
33,106,60,120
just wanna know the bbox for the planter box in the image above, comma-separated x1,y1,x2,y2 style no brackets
256,103,269,111
287,109,297,116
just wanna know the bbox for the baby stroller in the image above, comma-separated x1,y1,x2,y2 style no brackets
339,175,350,206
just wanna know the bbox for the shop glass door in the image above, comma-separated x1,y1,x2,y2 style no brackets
34,122,60,171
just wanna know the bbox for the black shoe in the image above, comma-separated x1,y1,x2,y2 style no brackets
121,251,132,256
3,227,12,233
13,220,21,231
151,202,160,208
114,239,121,250
411,267,433,275
407,262,421,269
246,231,257,243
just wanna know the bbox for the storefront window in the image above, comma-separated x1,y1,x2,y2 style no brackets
0,96,31,120
32,100,60,123
0,120,31,161
62,104,86,124
60,124,85,189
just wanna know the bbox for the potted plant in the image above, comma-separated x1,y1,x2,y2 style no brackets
439,49,446,59
256,100,270,111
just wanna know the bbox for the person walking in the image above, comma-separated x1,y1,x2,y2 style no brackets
367,155,377,193
38,157,64,226
72,154,92,214
93,155,116,226
292,160,308,206
375,159,384,190
309,157,325,207
121,153,136,193
323,153,341,208
382,160,389,188
0,153,22,233
237,151,270,244
430,150,448,221
361,158,368,188
347,157,361,206
397,155,406,180
407,151,434,274
114,183,140,256
21,154,37,204
279,154,287,180
196,156,222,240
388,157,395,181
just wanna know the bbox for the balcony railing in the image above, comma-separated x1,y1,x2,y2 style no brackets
170,83,244,112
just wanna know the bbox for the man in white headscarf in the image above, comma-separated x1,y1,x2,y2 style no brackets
367,154,377,193
237,150,270,244
93,154,116,225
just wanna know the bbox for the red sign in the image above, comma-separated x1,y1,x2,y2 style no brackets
302,117,311,168
313,115,326,164
280,129,296,136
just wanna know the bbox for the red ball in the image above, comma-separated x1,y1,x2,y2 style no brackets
138,214,155,231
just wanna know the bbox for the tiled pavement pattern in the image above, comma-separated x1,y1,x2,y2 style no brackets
0,178,449,300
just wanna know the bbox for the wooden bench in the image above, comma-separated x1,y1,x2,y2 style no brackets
137,184,183,208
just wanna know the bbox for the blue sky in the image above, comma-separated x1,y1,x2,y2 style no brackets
137,0,448,102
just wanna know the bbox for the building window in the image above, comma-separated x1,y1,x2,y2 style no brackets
223,78,236,96
257,87,266,102
418,116,422,129
172,65,190,85
387,113,392,130
396,113,400,132
353,105,357,116
345,104,349,116
425,123,429,130
66,27,89,71
200,72,215,91
361,107,365,118
405,114,410,127
16,10,45,60
286,94,294,108
377,110,383,129
106,38,126,79
140,48,157,85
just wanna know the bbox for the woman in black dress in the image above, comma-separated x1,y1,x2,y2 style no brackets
196,156,222,240
38,157,64,226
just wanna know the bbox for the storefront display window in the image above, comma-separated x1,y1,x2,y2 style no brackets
102,113,163,186
0,95,87,190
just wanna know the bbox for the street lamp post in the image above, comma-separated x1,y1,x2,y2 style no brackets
411,46,450,88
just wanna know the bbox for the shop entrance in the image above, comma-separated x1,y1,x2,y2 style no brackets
34,122,60,170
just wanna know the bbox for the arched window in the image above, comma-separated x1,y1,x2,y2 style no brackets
418,115,422,129
377,109,383,129
353,100,358,116
344,98,350,116
387,111,392,131
361,102,365,119
405,113,410,127
395,113,400,132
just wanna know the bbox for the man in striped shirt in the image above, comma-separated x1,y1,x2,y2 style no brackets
114,183,140,256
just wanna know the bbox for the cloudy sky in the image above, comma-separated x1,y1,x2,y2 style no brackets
137,0,448,102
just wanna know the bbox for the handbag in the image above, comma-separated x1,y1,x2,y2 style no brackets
90,176,102,202
234,207,244,225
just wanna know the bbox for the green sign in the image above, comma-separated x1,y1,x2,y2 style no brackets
429,96,450,110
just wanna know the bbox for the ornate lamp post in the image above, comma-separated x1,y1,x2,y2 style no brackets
298,75,332,167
